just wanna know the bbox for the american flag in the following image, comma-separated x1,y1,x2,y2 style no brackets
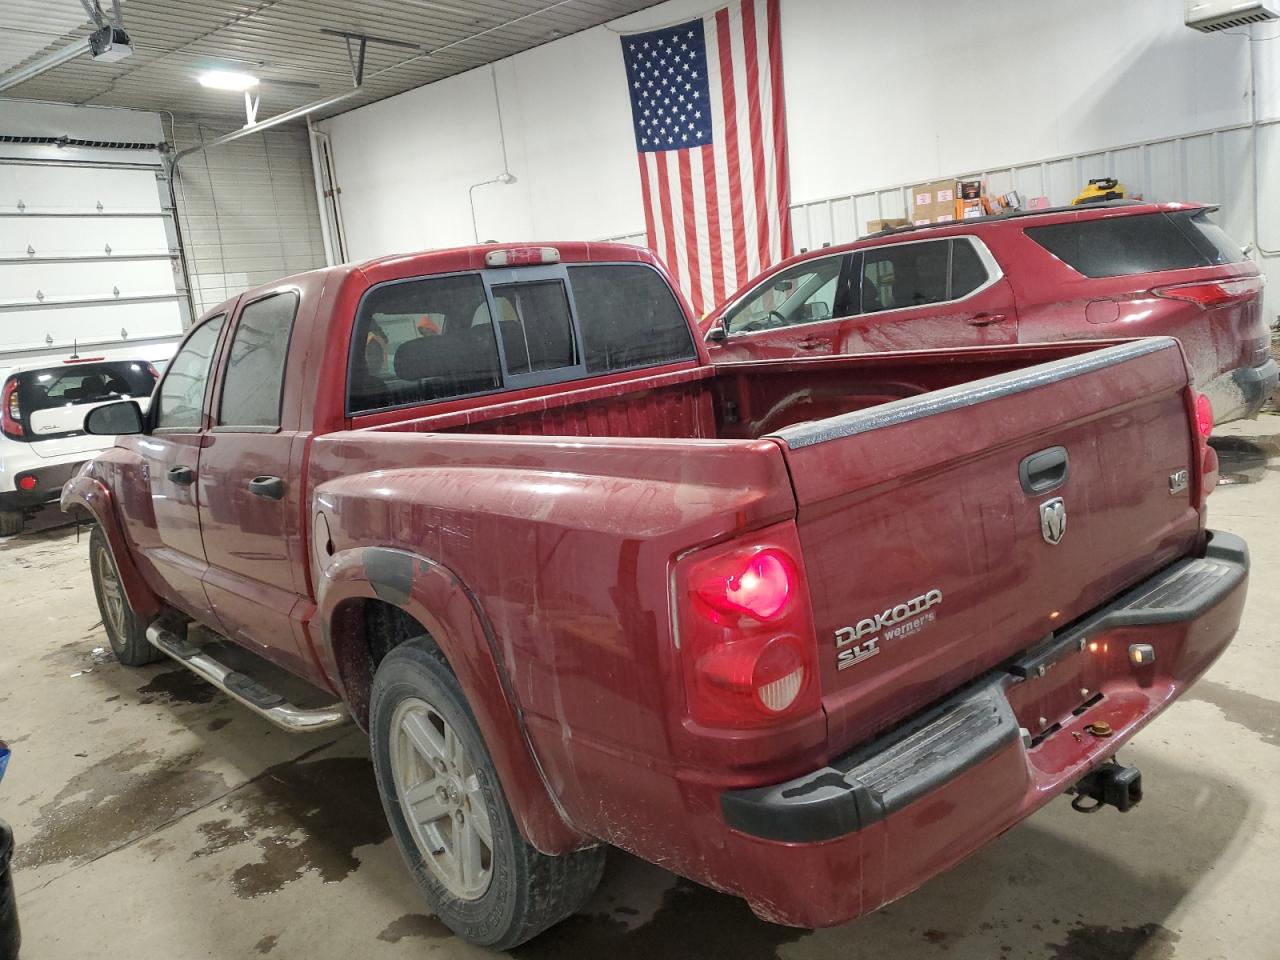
620,0,792,317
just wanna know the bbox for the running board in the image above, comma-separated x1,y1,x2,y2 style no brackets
145,621,348,733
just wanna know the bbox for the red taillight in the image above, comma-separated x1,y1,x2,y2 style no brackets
16,475,37,491
145,362,160,380
676,528,820,729
1,378,22,441
1195,393,1214,438
1152,276,1263,307
692,547,794,621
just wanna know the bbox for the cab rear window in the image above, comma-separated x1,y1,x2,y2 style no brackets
1025,211,1246,278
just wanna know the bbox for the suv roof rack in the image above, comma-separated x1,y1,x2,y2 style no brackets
862,199,1152,239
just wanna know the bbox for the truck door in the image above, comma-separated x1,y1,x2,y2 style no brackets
130,314,227,621
196,290,315,678
835,237,1017,352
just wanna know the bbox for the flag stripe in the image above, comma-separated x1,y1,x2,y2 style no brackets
766,0,792,258
740,0,771,273
715,8,749,291
636,155,659,260
700,143,725,305
654,152,681,293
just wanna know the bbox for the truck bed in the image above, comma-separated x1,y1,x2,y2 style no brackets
366,340,1121,442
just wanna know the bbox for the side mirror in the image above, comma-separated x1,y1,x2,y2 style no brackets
800,302,830,323
706,320,727,342
84,400,144,436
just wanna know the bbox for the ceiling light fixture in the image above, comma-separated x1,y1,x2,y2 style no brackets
198,69,260,91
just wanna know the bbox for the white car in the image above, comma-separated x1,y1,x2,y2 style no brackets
0,355,158,536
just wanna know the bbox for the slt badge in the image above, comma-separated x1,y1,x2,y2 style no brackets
834,588,943,671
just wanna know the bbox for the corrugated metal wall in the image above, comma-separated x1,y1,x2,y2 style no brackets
607,120,1280,324
168,120,326,318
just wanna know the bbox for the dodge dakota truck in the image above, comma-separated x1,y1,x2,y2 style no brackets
64,242,1247,949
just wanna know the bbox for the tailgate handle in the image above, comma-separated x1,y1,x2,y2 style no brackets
1020,446,1069,494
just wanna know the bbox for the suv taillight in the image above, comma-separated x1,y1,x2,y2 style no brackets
1195,393,1214,439
1153,275,1263,307
1,378,22,440
674,524,820,728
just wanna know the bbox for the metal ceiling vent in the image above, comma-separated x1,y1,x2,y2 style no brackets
1185,0,1280,31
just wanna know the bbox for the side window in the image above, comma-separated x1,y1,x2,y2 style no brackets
1024,213,1208,278
861,241,950,313
949,239,990,299
154,315,226,431
219,292,298,428
723,255,846,334
568,264,697,373
489,280,578,375
348,273,500,414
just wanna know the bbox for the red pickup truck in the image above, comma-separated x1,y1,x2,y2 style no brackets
64,242,1247,949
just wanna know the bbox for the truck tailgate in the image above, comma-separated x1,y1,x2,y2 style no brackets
768,338,1202,752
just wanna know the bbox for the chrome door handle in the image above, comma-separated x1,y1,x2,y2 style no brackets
796,339,824,350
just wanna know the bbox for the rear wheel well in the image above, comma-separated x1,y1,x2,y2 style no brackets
330,597,438,727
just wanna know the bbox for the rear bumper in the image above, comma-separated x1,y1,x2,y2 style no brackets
1206,358,1278,423
717,530,1248,927
0,459,86,510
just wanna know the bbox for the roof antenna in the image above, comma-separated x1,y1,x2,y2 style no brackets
70,338,79,360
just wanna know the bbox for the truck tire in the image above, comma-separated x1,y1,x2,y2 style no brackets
370,639,604,949
0,511,21,537
89,525,161,666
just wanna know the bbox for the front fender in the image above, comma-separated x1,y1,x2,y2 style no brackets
61,470,161,620
314,545,588,855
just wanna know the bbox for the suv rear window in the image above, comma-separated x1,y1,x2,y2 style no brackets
1025,210,1246,278
12,361,157,439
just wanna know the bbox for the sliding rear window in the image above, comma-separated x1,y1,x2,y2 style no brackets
1025,211,1243,278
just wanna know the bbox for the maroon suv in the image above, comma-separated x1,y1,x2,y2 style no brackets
703,201,1275,423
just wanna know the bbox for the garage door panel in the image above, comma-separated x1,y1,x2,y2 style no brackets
0,258,178,303
0,300,181,353
0,216,171,258
0,165,163,214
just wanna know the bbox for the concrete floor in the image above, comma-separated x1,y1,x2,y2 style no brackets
2,420,1279,960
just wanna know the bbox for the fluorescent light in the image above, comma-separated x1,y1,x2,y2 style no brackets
199,70,259,91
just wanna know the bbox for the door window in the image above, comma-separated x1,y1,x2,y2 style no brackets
723,255,847,334
859,239,991,313
219,293,299,428
154,315,226,431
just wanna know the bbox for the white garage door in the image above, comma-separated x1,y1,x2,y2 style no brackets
0,157,186,359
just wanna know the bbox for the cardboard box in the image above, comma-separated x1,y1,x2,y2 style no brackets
960,198,986,219
910,178,959,224
1027,196,1051,210
866,218,911,233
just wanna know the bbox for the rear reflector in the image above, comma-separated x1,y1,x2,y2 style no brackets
16,475,37,491
1195,393,1214,438
1152,275,1263,307
484,246,561,267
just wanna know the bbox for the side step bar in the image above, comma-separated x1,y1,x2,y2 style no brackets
145,621,348,733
